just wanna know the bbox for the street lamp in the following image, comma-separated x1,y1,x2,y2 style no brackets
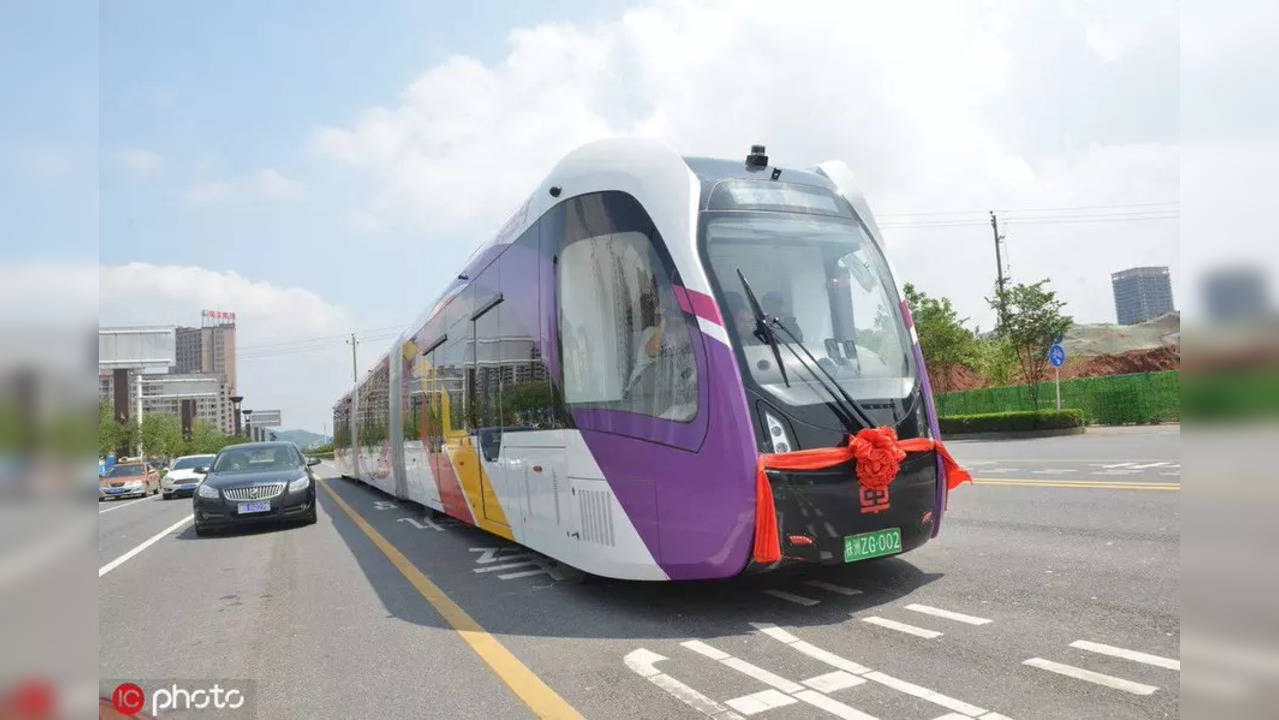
230,395,244,436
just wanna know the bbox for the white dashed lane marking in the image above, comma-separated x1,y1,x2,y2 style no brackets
904,603,994,626
861,616,943,639
1023,657,1159,695
804,580,862,596
762,589,821,606
1069,640,1181,671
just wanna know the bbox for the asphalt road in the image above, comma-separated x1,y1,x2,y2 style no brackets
98,426,1179,719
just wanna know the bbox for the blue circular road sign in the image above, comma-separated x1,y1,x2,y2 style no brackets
1049,344,1066,368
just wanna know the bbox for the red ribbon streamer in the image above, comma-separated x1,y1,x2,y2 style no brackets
753,427,971,564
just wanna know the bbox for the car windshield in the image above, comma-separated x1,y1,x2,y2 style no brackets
108,465,145,477
705,212,916,416
213,446,300,473
172,456,214,470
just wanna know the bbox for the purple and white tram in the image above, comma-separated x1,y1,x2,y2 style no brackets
332,139,952,580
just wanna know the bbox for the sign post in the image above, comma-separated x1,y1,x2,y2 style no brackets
1048,343,1066,410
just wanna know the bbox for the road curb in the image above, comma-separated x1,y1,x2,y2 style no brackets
943,426,1086,441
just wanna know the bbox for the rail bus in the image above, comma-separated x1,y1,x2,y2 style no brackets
332,139,954,581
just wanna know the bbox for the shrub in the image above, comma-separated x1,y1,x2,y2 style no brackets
939,409,1085,435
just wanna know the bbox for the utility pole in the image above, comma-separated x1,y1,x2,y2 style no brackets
346,333,359,383
990,211,1008,332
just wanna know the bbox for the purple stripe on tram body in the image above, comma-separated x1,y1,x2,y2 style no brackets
902,300,947,537
578,332,758,580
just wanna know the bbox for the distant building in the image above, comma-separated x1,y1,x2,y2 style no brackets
1111,266,1175,325
1202,266,1270,321
98,369,237,435
175,317,237,393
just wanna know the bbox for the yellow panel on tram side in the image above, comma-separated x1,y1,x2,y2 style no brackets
439,385,513,540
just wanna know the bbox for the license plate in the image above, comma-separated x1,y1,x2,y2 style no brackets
844,528,902,563
238,501,271,514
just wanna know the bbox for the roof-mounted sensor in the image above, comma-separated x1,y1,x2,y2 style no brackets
746,144,769,168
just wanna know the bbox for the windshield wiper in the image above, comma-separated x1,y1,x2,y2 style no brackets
767,318,876,431
736,268,870,432
736,268,789,387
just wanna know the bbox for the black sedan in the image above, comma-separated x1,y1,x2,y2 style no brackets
192,442,319,536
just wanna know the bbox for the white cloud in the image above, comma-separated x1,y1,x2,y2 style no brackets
99,263,361,431
14,146,75,180
1085,24,1124,62
305,0,1180,330
185,167,303,205
114,147,166,175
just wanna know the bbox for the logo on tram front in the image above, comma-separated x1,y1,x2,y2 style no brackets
859,486,890,514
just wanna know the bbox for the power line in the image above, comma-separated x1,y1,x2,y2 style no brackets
876,200,1178,218
880,212,1178,229
236,323,408,353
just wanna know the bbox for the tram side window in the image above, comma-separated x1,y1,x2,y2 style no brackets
557,194,698,422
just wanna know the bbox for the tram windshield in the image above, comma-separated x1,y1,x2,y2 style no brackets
705,211,917,420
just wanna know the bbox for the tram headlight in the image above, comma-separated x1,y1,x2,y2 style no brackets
763,411,794,455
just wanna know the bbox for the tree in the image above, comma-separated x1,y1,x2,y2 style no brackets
973,336,1018,387
98,401,136,457
989,280,1073,408
185,420,243,455
140,412,184,460
903,283,978,393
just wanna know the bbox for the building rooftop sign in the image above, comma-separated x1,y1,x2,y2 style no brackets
201,309,237,327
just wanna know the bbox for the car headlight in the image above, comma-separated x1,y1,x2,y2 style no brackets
197,484,220,499
288,476,310,492
763,410,794,454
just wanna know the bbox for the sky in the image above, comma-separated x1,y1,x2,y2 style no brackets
7,1,1267,431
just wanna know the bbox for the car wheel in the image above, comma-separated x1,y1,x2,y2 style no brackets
161,492,170,500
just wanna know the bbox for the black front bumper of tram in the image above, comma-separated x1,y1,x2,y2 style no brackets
759,451,938,566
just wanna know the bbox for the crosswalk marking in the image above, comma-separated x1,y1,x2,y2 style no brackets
624,649,745,720
803,580,862,596
1070,640,1180,670
863,672,987,716
802,671,864,693
904,603,993,626
724,689,796,715
752,623,996,717
861,616,943,639
750,623,872,675
681,641,805,693
1023,657,1158,695
680,639,882,719
792,690,880,720
763,589,821,606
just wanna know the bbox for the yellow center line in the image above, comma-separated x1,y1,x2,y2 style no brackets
318,478,586,719
972,477,1179,491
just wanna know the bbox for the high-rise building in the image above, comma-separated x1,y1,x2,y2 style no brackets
1202,266,1270,321
1111,266,1175,325
175,311,237,392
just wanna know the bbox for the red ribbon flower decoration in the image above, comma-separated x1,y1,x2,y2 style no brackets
753,426,972,564
849,426,907,491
